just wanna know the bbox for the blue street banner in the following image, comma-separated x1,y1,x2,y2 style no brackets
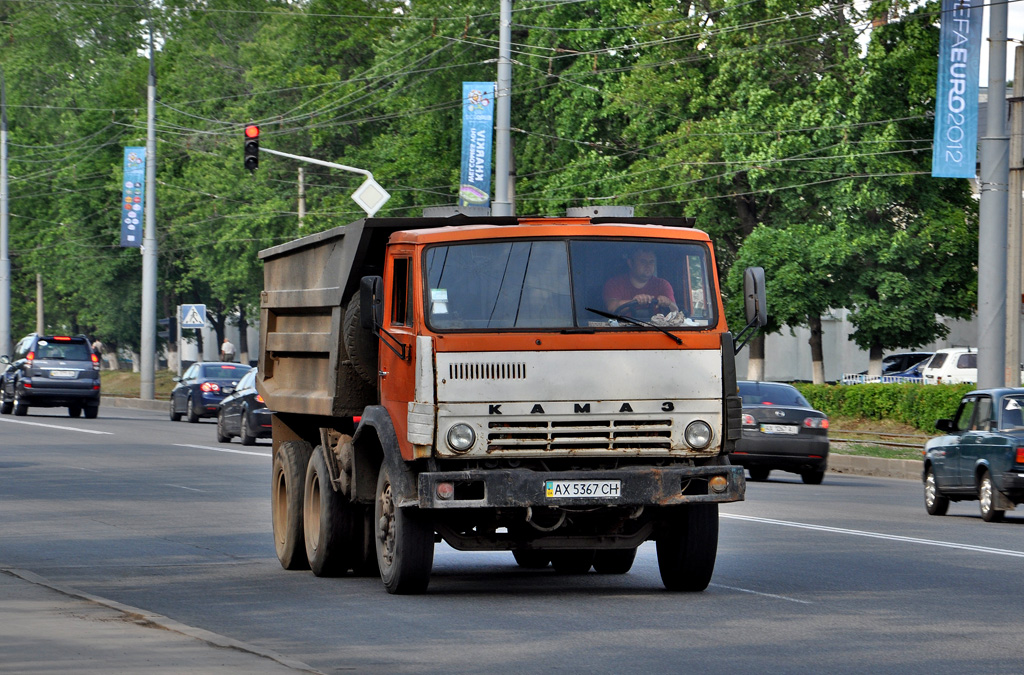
459,82,495,207
120,147,146,247
932,0,983,178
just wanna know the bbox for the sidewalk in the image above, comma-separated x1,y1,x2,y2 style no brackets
0,569,320,674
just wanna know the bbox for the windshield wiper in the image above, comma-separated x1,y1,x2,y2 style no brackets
584,307,682,345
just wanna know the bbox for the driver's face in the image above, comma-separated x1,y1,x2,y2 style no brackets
627,251,657,284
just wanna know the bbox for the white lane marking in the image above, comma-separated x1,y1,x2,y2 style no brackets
723,513,1024,558
75,467,101,472
173,443,271,458
165,484,203,492
0,418,113,435
710,583,813,604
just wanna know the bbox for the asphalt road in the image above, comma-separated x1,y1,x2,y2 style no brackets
2,405,1023,674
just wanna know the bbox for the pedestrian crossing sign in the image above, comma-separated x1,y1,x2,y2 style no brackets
180,304,206,329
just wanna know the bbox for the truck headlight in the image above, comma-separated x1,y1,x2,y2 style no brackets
685,420,712,449
446,423,476,452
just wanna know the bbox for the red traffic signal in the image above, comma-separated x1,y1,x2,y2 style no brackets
244,125,260,171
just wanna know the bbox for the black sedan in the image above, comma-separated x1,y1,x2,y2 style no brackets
169,361,251,423
216,366,271,445
924,388,1024,522
728,381,830,484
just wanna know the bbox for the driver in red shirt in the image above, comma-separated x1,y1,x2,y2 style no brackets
603,247,679,316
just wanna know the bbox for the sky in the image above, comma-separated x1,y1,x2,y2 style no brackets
979,1,1024,81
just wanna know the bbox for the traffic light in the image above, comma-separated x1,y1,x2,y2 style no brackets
244,124,260,171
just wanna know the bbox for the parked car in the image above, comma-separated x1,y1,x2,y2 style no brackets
922,347,977,385
0,333,101,418
216,367,271,445
729,381,830,484
923,388,1024,521
169,361,252,423
841,352,933,384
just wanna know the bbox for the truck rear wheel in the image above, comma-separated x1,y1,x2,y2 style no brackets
657,504,719,592
272,440,313,570
593,548,637,574
550,550,595,574
304,446,357,576
375,463,434,594
344,294,379,387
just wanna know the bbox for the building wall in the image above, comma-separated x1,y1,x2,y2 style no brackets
734,309,1003,382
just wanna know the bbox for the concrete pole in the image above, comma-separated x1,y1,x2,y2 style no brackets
0,71,9,357
140,31,158,398
35,273,42,334
1006,46,1024,386
491,0,513,216
977,0,1009,389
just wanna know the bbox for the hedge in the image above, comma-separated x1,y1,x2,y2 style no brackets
792,383,975,433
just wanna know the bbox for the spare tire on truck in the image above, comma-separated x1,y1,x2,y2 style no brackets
344,294,379,386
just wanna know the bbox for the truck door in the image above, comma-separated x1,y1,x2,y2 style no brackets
378,253,418,459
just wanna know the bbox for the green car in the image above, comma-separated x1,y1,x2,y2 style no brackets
923,388,1024,522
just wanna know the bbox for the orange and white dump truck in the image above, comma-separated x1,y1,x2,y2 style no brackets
258,212,765,594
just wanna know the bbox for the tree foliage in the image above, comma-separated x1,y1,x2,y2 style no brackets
0,0,978,373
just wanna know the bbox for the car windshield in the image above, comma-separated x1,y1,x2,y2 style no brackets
35,340,91,361
737,382,810,407
201,364,250,379
424,238,715,331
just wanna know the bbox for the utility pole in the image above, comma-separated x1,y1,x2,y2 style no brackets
977,0,1008,389
0,70,9,357
491,0,513,216
140,28,158,399
1007,45,1024,387
298,166,305,227
35,273,42,334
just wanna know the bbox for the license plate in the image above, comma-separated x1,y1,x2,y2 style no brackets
49,370,76,378
760,424,799,435
545,480,621,499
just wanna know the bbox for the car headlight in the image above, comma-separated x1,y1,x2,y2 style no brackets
446,423,476,453
684,420,712,449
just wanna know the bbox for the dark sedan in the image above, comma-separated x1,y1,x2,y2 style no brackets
216,366,271,445
923,388,1024,522
169,361,252,423
729,381,830,484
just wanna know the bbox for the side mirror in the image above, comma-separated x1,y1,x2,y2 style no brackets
360,275,385,330
0,355,9,365
172,377,182,383
744,266,768,327
935,418,954,433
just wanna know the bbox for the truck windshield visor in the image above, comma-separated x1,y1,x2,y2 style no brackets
424,238,716,331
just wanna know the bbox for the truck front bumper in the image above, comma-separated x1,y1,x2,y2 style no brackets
417,464,745,509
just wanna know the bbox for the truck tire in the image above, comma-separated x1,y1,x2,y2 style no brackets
657,504,719,591
593,548,637,574
550,550,595,574
512,550,550,569
344,294,379,387
303,446,357,576
375,463,434,594
272,440,313,570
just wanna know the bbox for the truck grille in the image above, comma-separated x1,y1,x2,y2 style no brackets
487,419,672,451
448,362,527,380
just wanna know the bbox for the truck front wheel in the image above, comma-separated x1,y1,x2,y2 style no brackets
304,446,358,576
375,463,434,594
272,440,313,570
656,504,719,592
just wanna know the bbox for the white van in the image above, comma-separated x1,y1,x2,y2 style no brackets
921,348,976,385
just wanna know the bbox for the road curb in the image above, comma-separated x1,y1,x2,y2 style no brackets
829,453,921,481
101,395,167,412
3,568,323,674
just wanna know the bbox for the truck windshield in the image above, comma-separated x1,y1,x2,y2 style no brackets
424,238,715,331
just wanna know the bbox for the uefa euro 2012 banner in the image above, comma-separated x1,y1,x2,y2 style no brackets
932,0,982,179
460,82,495,208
